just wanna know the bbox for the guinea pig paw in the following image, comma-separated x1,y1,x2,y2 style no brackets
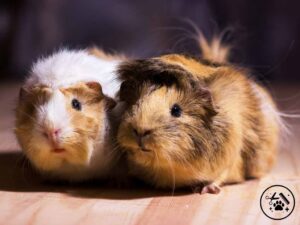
200,183,221,195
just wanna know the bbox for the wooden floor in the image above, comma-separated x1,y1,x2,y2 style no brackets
0,83,299,225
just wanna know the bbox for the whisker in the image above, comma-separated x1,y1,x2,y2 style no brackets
17,109,43,129
165,155,176,197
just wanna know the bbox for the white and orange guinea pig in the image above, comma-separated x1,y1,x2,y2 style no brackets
116,36,282,194
15,48,125,181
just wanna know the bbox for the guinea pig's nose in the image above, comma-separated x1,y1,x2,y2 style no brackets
43,128,61,142
132,127,152,149
132,128,152,138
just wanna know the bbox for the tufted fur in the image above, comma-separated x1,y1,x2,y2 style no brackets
26,48,122,98
117,37,280,192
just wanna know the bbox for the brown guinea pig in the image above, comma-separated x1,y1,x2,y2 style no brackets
15,49,123,181
116,35,281,194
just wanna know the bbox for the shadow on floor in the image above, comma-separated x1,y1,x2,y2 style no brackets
0,151,191,199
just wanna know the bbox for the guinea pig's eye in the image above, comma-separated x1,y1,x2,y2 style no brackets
170,104,182,117
71,99,81,111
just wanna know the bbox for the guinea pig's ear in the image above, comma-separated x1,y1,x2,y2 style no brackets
85,82,103,96
85,81,102,92
119,80,139,104
19,87,30,102
85,82,116,109
104,96,117,110
195,85,218,118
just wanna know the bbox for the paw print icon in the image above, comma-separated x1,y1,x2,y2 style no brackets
273,200,284,211
260,185,295,220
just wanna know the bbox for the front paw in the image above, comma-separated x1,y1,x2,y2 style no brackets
201,183,221,194
193,183,221,195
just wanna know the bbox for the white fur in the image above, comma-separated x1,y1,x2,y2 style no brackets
36,89,72,136
41,90,70,127
26,49,122,98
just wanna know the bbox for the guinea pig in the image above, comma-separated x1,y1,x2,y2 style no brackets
116,35,281,194
15,48,124,181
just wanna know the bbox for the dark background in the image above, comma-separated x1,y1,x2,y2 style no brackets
1,0,299,83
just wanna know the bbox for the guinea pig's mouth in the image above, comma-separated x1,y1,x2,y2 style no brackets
139,147,151,152
51,148,66,153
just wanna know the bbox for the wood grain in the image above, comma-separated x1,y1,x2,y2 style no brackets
0,83,299,225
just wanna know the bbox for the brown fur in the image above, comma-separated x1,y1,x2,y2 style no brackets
117,52,279,190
